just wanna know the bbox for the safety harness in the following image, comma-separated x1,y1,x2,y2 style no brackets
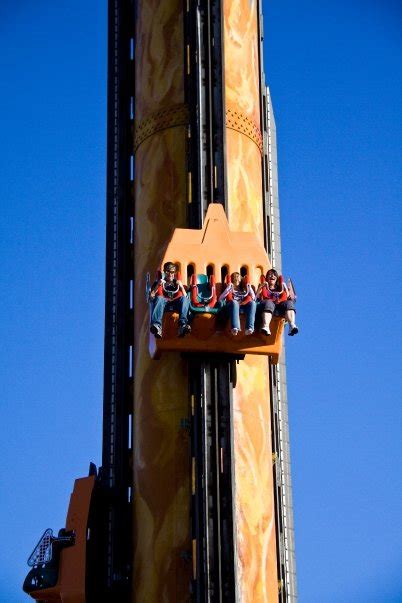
259,274,287,304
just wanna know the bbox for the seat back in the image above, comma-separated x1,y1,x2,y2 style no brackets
154,269,184,300
224,274,253,305
261,273,287,302
190,274,217,309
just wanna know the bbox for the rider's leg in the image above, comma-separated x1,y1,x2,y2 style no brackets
245,300,257,334
175,294,190,326
261,300,275,335
228,300,240,333
261,311,273,335
284,301,298,335
151,296,167,327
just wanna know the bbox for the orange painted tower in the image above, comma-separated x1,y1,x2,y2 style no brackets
23,1,296,601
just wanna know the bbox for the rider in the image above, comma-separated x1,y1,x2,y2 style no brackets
256,268,298,336
218,272,256,336
149,261,191,338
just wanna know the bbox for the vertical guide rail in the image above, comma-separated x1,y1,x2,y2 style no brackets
209,363,224,602
205,362,221,601
189,361,208,600
189,359,219,600
186,0,227,222
189,358,237,602
186,0,206,226
216,360,236,600
100,0,134,599
185,1,236,601
208,0,227,206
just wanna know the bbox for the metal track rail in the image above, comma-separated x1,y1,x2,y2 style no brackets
185,2,235,601
97,1,135,599
189,358,236,602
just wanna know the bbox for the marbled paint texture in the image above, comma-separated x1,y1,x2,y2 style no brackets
224,0,261,126
134,130,191,603
135,0,184,121
134,1,191,600
226,128,264,244
224,0,279,600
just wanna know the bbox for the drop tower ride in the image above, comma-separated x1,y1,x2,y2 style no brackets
23,1,297,601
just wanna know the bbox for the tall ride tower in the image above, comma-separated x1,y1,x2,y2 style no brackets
23,1,296,601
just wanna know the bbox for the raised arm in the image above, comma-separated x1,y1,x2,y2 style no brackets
255,282,265,299
149,279,160,300
247,283,256,300
176,279,187,296
218,283,232,302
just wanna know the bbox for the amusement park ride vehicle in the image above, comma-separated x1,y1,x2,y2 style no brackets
146,204,287,363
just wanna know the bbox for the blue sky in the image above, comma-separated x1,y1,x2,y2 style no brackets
0,1,401,601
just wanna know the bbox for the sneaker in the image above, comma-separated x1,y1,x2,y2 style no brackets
231,328,239,336
150,324,162,339
178,324,191,338
261,327,271,336
245,328,254,336
288,325,299,336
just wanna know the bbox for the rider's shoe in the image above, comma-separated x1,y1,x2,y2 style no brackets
178,324,191,338
150,324,162,339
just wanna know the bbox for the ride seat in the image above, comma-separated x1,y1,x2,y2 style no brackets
153,270,186,301
190,274,218,313
221,273,255,305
